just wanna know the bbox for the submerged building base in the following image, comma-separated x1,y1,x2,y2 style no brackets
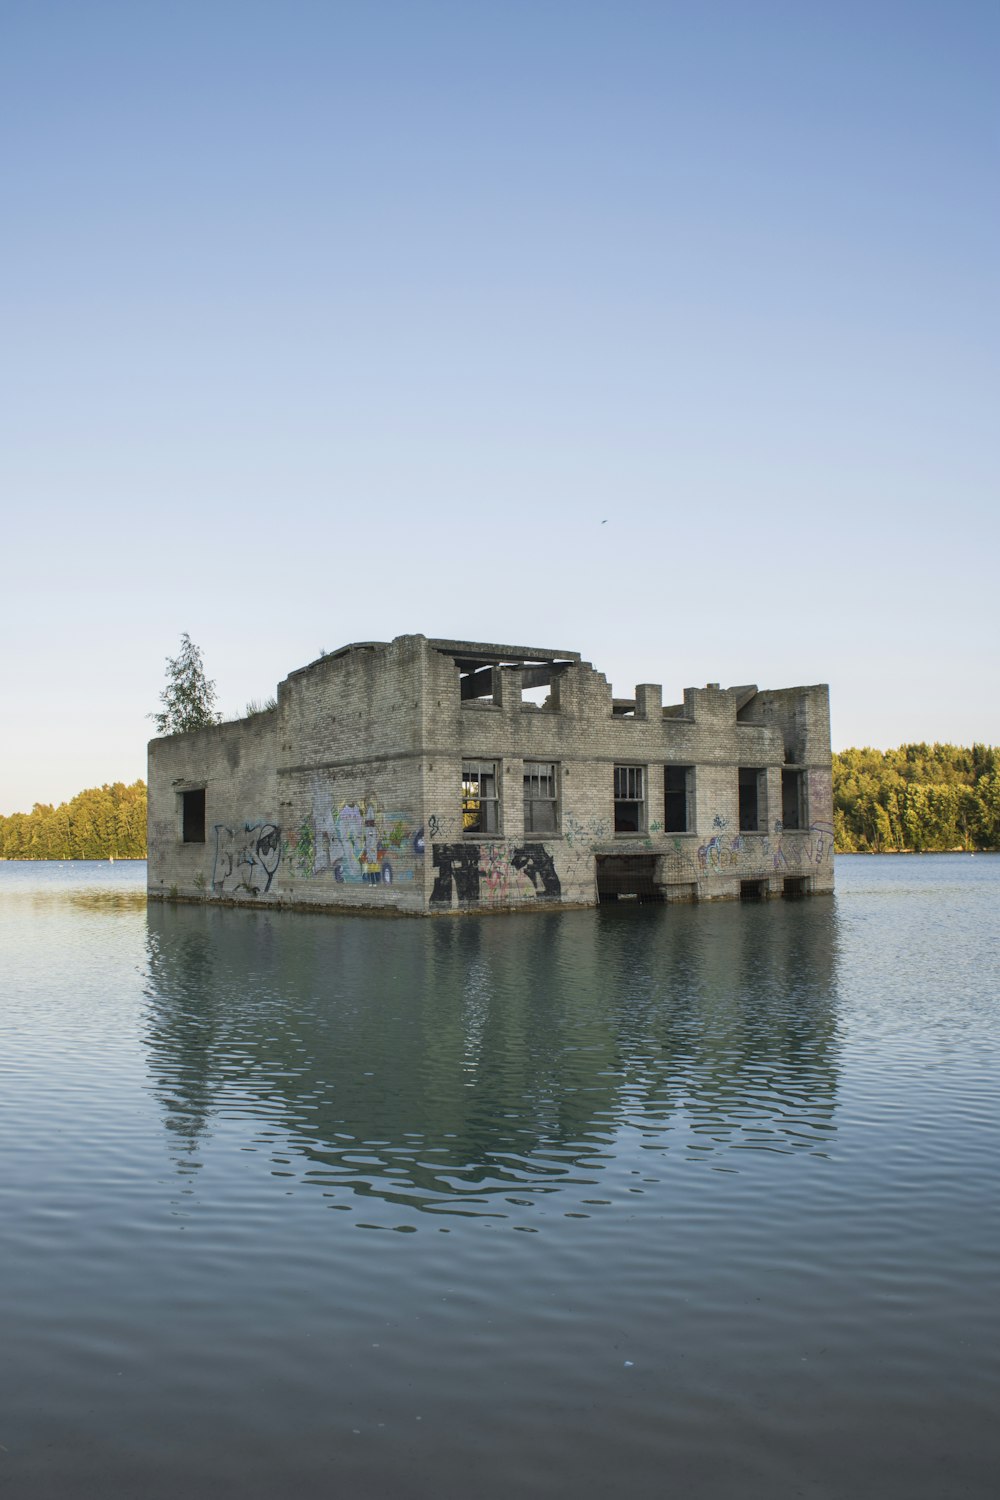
147,635,834,915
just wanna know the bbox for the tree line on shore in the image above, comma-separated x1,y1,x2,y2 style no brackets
1,746,998,859
0,781,147,860
833,744,1000,852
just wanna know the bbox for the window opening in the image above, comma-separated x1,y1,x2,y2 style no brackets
523,762,558,833
781,768,803,830
460,665,497,702
664,765,692,833
614,765,645,832
738,768,763,832
181,788,206,844
462,761,499,834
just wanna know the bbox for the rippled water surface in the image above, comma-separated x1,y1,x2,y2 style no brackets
2,858,998,1497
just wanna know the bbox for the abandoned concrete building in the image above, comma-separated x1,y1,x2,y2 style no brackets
147,634,834,914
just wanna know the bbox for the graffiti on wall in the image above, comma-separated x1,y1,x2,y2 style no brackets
289,788,423,888
564,814,611,849
213,822,282,895
430,842,562,906
767,820,834,871
510,843,562,896
696,832,742,872
695,819,835,874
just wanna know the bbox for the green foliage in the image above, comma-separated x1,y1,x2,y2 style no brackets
833,743,999,852
243,697,278,718
151,633,219,735
0,781,148,860
293,819,315,876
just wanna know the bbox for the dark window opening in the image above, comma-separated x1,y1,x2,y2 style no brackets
738,768,762,832
740,879,766,901
664,765,692,833
781,768,803,829
783,876,809,898
462,761,499,834
459,664,497,702
181,788,206,844
524,762,558,833
450,651,569,709
614,765,645,832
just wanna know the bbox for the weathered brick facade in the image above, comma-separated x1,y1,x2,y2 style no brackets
147,634,834,913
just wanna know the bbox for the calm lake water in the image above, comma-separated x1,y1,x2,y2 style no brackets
2,858,998,1498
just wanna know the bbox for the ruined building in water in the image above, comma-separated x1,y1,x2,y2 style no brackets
147,635,834,913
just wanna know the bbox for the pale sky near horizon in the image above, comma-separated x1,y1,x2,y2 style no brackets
3,0,997,816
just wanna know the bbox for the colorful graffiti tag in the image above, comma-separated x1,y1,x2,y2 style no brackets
292,790,423,887
696,832,742,872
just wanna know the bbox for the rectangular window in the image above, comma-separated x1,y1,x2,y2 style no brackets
664,765,692,833
738,768,764,832
781,768,803,830
462,760,499,834
523,762,558,833
614,765,645,833
181,787,206,843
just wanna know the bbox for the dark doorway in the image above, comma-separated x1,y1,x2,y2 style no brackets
596,855,661,903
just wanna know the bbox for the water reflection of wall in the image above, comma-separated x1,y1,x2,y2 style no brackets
587,900,841,1152
143,898,841,1215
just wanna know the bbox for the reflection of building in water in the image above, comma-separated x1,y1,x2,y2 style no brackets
143,899,841,1212
147,635,834,915
589,900,842,1151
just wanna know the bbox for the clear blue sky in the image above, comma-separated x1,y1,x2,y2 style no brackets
2,0,997,815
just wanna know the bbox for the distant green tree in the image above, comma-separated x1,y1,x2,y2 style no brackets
975,768,1000,848
151,634,219,735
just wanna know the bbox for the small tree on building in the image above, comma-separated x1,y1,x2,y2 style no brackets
151,633,220,735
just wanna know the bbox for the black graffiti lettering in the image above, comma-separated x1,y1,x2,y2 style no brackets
430,842,562,904
430,843,482,905
510,843,562,897
213,822,282,894
256,825,281,884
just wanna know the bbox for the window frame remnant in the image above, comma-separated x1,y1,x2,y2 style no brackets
664,765,693,833
180,787,206,844
523,761,558,834
613,764,646,833
462,760,500,835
